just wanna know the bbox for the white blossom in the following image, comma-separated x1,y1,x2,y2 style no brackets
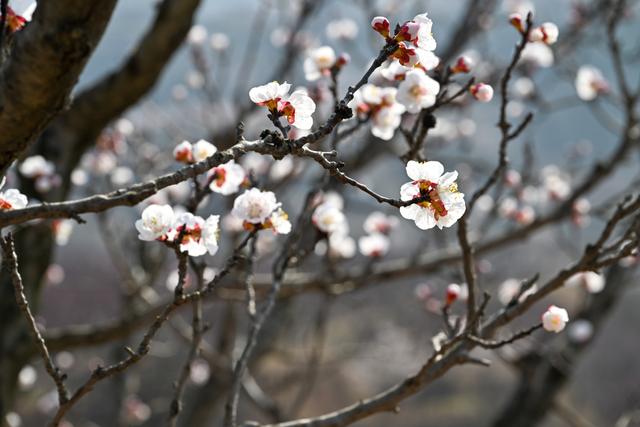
232,188,279,224
358,233,390,257
399,161,466,229
209,33,230,51
520,43,554,68
267,208,292,235
187,25,208,45
451,55,473,73
209,160,246,195
371,104,405,140
312,202,347,234
0,188,27,210
173,141,193,163
327,232,356,258
250,82,316,130
396,69,440,113
303,46,336,81
371,16,391,38
135,204,175,241
529,22,559,45
191,139,217,162
542,305,569,333
412,13,437,51
565,271,605,294
19,155,54,178
575,65,609,101
363,211,399,235
170,213,220,257
326,18,358,40
249,81,292,109
283,90,316,130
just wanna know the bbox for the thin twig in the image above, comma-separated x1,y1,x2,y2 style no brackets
1,234,70,405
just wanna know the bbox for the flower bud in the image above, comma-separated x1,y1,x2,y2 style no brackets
445,283,461,306
529,22,559,45
371,16,391,39
451,55,473,74
336,52,351,68
542,305,569,333
470,83,494,102
509,13,525,33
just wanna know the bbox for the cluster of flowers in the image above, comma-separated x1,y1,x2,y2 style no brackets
343,14,495,141
303,45,349,82
311,194,356,259
19,155,60,193
371,14,438,68
249,82,316,131
136,188,291,256
136,205,220,257
137,138,293,255
399,161,466,230
173,139,247,195
358,212,398,257
476,165,582,227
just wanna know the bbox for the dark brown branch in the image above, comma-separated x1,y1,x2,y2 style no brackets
43,0,203,190
0,0,118,173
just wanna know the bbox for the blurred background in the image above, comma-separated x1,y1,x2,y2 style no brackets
5,0,640,426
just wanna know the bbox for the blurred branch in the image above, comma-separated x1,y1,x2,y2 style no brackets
0,234,69,406
48,233,254,425
439,0,498,63
43,0,203,189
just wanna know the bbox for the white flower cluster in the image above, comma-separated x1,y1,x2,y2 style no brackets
0,178,27,211
231,188,292,235
312,194,356,259
19,155,60,193
135,205,220,257
303,46,348,81
358,211,398,257
371,14,438,68
249,81,316,130
349,85,405,140
173,139,217,164
399,161,466,229
172,140,247,196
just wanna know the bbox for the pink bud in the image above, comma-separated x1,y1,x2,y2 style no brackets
371,16,391,38
529,22,559,45
509,13,525,33
445,284,461,305
336,53,351,67
451,55,473,74
470,83,494,102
